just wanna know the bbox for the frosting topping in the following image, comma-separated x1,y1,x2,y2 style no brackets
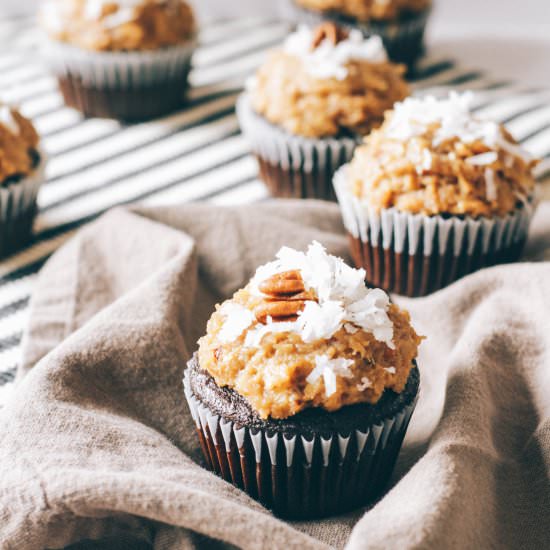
344,91,539,217
197,242,422,419
283,25,388,80
224,241,394,348
41,0,196,51
385,92,533,163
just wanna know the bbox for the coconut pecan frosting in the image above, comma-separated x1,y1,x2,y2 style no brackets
197,242,422,419
345,92,539,217
41,0,196,51
247,24,409,138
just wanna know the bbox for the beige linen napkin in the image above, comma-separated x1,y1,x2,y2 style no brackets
1,200,549,550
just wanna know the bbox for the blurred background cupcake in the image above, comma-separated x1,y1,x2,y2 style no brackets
237,23,409,201
0,104,44,258
40,0,197,121
334,92,539,297
184,241,422,518
281,0,432,67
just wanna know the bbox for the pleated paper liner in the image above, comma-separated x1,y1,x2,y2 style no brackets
0,150,45,259
334,165,536,297
43,39,196,121
183,359,419,519
236,95,360,201
280,0,431,67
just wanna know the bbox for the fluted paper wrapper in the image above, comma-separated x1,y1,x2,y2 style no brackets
280,0,430,66
236,94,359,201
0,152,45,258
183,368,417,519
43,38,196,120
334,165,535,297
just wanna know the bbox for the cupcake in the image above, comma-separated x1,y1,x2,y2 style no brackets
183,241,422,519
236,23,409,201
0,105,44,258
40,0,197,121
281,0,432,66
334,92,539,297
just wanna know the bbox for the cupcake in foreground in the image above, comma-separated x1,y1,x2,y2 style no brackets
236,23,409,201
334,92,539,297
282,0,432,66
184,241,422,518
0,105,44,257
40,0,197,121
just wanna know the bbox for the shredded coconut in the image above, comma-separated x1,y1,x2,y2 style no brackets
485,168,498,202
384,366,396,374
217,303,255,344
306,355,354,396
357,376,372,391
283,25,388,81
0,106,19,135
385,92,533,164
466,151,498,166
241,241,395,347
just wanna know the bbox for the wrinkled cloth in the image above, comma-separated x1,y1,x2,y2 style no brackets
1,199,550,550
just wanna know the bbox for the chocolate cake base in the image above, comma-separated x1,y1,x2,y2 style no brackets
0,205,36,258
57,72,191,121
257,156,339,201
349,233,526,297
184,354,419,519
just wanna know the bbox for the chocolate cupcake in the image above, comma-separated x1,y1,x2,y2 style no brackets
281,0,432,66
40,0,197,121
0,105,44,258
237,23,409,201
334,92,539,297
183,242,422,518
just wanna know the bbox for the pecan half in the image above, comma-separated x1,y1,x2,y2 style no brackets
311,22,349,50
255,300,306,324
259,270,304,296
254,270,315,323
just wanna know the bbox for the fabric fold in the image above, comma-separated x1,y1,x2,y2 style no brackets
1,200,549,550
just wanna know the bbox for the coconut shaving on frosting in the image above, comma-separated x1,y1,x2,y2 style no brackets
245,241,395,347
41,0,195,51
248,24,409,138
345,92,538,217
197,242,422,419
284,25,387,81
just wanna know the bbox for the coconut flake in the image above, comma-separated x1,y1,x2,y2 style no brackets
384,366,396,375
248,241,394,347
357,376,372,391
283,25,388,81
466,151,498,166
217,302,255,344
0,106,19,135
485,169,498,202
385,92,533,169
306,355,354,397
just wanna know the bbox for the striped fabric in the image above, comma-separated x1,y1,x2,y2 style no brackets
0,14,549,396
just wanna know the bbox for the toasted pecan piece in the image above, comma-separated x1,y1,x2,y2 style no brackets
259,270,305,296
254,300,306,324
311,22,349,50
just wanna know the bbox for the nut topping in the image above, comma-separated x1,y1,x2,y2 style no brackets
254,270,316,324
259,270,304,296
311,22,349,50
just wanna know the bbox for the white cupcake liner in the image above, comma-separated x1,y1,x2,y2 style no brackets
42,37,197,89
280,0,431,65
236,94,360,200
0,150,45,257
334,164,536,296
183,367,418,518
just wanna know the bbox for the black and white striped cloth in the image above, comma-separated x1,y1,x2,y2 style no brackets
0,14,549,399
